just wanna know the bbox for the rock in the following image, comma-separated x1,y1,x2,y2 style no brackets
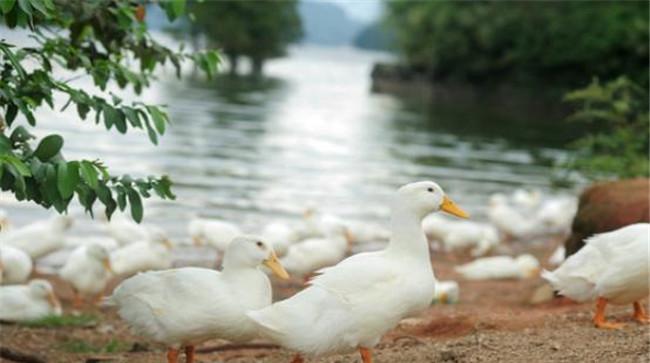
565,178,649,257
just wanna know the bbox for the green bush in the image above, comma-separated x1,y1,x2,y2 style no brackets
563,77,649,179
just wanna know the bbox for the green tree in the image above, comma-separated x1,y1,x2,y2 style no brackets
563,77,649,179
386,1,649,87
0,0,219,222
190,0,301,76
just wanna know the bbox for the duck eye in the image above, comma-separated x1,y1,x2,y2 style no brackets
256,241,264,248
427,188,434,193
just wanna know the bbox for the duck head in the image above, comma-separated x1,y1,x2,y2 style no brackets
224,235,289,279
86,244,112,273
29,279,61,311
397,181,469,220
516,254,541,278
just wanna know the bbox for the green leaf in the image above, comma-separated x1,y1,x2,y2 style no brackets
28,0,50,16
116,188,126,211
79,161,99,189
1,155,31,176
34,134,63,161
0,0,16,14
127,188,143,222
5,103,18,125
57,161,79,199
17,0,30,16
103,104,126,133
146,105,167,134
9,126,33,144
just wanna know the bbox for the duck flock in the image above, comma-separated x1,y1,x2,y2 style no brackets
0,181,647,363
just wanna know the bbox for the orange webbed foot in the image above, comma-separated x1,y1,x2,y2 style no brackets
633,301,650,324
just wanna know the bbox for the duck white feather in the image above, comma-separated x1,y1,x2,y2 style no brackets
542,223,649,304
0,215,73,258
110,232,173,276
59,244,113,299
247,181,469,359
455,254,540,280
109,236,288,353
280,228,349,277
188,218,241,251
0,245,32,284
0,279,61,322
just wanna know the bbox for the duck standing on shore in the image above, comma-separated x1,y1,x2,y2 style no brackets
543,223,650,329
109,236,289,363
247,181,468,363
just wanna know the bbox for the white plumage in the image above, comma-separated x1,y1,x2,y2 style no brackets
542,223,650,329
280,229,349,277
543,224,649,304
455,254,540,280
59,244,113,303
0,279,61,322
261,221,299,257
432,280,460,304
104,213,165,246
110,232,173,276
64,236,120,252
0,215,73,258
109,236,288,361
0,245,33,284
247,181,469,360
188,218,241,251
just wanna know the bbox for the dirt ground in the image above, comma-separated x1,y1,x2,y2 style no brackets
1,243,649,363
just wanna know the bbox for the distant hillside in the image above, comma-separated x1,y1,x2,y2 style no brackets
353,21,394,51
298,1,363,46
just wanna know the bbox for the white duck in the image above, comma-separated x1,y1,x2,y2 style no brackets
104,213,165,246
487,194,541,240
110,230,173,276
0,215,73,258
442,221,499,257
108,235,289,363
247,181,468,362
59,244,113,307
455,254,540,280
64,236,120,252
0,279,62,322
511,188,542,213
547,245,566,266
432,280,460,304
261,221,300,257
345,220,391,244
188,218,241,251
0,245,32,284
280,226,350,278
535,196,578,236
542,223,650,329
0,209,11,232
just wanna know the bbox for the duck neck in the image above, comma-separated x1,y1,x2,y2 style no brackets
386,202,430,259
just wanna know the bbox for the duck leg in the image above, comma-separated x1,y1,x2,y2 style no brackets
72,289,83,309
633,301,650,324
185,345,195,363
593,297,623,329
359,347,372,363
167,348,179,363
290,353,304,363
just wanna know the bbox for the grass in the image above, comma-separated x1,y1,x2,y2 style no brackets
23,314,98,328
58,338,129,353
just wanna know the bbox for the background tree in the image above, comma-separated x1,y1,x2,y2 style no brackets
0,0,219,222
190,0,301,76
385,1,649,88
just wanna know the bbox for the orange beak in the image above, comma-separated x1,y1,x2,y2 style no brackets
263,251,289,280
441,196,469,219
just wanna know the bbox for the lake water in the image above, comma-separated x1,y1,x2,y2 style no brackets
2,43,580,243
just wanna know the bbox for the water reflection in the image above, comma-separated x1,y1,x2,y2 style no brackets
3,45,579,242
